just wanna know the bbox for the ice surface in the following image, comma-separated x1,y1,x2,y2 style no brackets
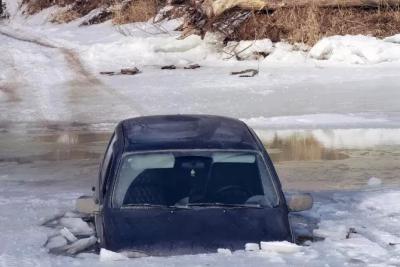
244,113,390,129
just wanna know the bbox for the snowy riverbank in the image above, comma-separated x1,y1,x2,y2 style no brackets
2,3,400,128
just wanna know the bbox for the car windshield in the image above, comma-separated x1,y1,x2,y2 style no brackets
112,150,278,208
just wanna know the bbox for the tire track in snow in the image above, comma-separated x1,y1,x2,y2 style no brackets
0,85,20,102
0,53,21,103
0,36,30,124
0,36,21,103
0,26,57,48
0,26,140,124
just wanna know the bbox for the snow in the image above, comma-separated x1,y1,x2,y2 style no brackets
1,0,19,18
2,0,400,69
384,34,400,44
225,39,273,59
265,42,308,63
310,35,400,64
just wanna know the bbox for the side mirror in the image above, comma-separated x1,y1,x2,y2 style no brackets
286,193,313,212
75,196,100,215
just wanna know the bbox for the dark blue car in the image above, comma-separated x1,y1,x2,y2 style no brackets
77,115,312,256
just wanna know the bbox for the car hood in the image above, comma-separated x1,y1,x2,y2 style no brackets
103,206,292,256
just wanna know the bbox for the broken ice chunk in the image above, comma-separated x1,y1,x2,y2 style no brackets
64,236,97,255
64,211,82,218
59,217,94,236
245,243,260,251
217,248,232,255
100,248,129,262
46,235,67,249
260,241,301,254
60,227,78,243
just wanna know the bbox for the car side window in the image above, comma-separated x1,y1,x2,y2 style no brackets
99,133,117,200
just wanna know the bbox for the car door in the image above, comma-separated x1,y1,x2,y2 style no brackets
95,133,117,246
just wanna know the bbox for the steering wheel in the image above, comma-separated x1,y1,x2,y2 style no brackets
212,185,251,204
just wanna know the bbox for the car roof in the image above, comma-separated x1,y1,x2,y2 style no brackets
117,115,260,152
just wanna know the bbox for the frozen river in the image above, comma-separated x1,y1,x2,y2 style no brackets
1,16,400,266
2,24,399,192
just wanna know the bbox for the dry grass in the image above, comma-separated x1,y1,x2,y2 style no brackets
21,0,400,44
112,0,159,24
266,134,349,162
236,6,400,45
50,0,109,23
21,0,75,15
51,7,80,23
22,0,161,24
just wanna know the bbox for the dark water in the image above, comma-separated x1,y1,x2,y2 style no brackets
258,129,400,191
0,123,399,191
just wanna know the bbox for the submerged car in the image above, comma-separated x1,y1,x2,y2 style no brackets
77,115,313,256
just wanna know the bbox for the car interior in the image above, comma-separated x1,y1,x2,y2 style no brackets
118,153,268,207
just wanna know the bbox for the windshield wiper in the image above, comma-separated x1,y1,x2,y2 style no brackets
123,203,190,209
186,203,263,208
123,203,169,209
123,203,263,209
